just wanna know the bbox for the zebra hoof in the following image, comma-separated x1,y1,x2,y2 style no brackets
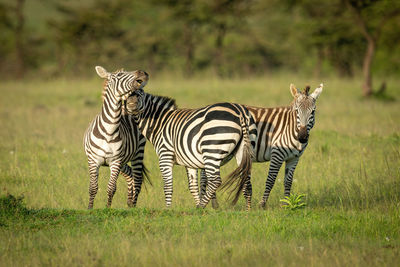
258,201,266,209
199,203,207,209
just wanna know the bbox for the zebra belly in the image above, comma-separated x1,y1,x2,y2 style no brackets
256,146,272,162
174,154,205,168
172,140,237,169
88,134,135,167
255,144,306,163
257,146,305,163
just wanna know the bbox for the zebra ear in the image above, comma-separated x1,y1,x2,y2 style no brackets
310,83,323,100
95,66,110,79
290,84,299,98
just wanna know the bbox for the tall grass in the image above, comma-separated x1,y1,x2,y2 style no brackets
0,75,399,265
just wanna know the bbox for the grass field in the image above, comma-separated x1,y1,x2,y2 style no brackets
1,74,399,266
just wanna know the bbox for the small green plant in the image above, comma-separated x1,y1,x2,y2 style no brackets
280,193,307,210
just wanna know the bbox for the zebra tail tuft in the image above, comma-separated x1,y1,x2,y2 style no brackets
220,117,253,205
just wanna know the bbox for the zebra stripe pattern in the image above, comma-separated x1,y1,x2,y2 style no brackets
83,66,149,209
209,83,323,208
125,90,257,208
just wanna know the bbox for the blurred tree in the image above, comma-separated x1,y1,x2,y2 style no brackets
345,0,400,96
48,0,176,75
156,0,205,76
0,0,27,77
0,3,13,71
48,0,134,74
281,0,365,77
14,0,26,78
0,0,41,78
202,0,253,77
1,0,399,81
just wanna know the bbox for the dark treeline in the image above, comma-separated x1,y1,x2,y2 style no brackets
1,0,399,95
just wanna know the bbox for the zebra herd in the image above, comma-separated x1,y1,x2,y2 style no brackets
84,66,323,210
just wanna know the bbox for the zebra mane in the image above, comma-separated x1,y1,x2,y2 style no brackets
150,93,178,109
303,86,310,96
101,79,108,103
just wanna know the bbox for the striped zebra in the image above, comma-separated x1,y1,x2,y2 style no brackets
83,66,149,209
124,89,257,208
205,83,323,208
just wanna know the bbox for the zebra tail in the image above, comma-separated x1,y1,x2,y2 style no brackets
142,164,152,187
220,117,253,205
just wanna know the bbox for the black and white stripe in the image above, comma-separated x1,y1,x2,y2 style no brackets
208,83,323,208
83,66,149,209
125,90,257,208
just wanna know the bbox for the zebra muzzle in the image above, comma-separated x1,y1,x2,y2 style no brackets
125,95,139,114
298,126,309,143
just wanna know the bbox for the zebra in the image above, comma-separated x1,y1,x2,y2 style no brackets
204,83,323,208
83,66,149,209
124,89,257,208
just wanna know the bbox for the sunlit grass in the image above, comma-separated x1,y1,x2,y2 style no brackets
0,75,399,265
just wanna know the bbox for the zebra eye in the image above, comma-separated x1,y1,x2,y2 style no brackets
136,79,143,85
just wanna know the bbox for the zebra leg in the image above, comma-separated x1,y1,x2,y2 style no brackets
130,153,146,207
259,152,284,209
120,164,135,208
87,160,99,209
186,167,200,207
200,168,219,209
131,140,146,207
199,166,222,208
283,158,299,199
131,166,144,207
199,169,207,200
159,155,174,207
106,161,122,208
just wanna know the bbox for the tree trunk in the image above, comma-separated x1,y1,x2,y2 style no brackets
15,0,25,78
313,46,324,78
362,37,375,97
183,24,194,77
214,23,226,77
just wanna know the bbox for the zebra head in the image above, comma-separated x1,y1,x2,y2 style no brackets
95,66,149,101
125,89,145,116
290,83,323,143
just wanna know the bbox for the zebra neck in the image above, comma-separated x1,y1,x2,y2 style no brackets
291,108,300,133
291,109,309,149
136,93,176,143
100,89,122,137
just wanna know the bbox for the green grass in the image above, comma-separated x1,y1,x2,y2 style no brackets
1,75,399,266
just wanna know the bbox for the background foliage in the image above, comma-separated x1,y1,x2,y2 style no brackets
1,1,399,265
0,0,399,79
